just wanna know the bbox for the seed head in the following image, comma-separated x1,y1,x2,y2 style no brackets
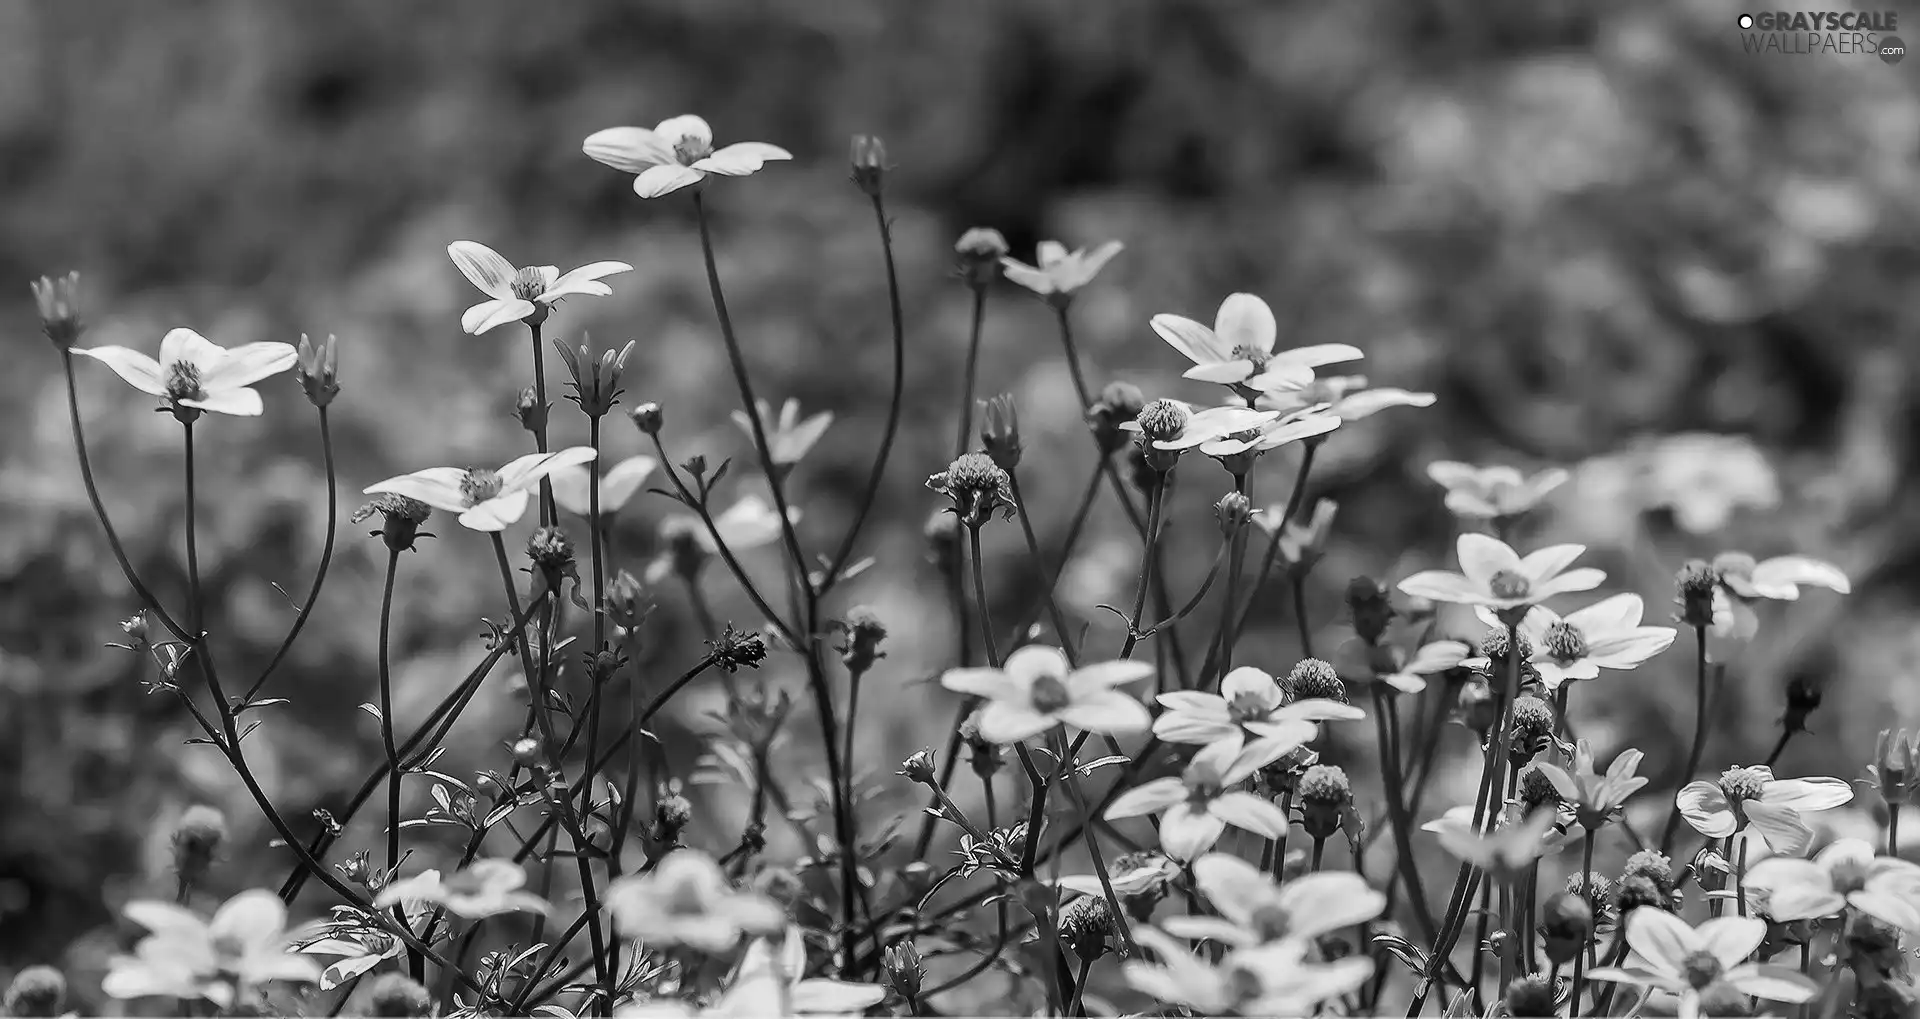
1508,696,1556,763
927,452,1015,528
1287,658,1348,705
1718,766,1770,804
1480,625,1535,664
630,401,664,436
171,805,227,899
1676,560,1720,628
1088,381,1146,456
954,227,1009,288
1135,399,1188,444
4,966,66,1018
653,794,693,840
1541,621,1587,662
710,626,768,674
1503,974,1557,1019
1614,872,1670,913
978,394,1022,470
1345,577,1396,645
365,973,434,1017
1517,763,1563,812
353,494,433,553
1059,895,1116,961
849,135,886,196
30,272,82,347
835,607,888,675
1297,764,1351,840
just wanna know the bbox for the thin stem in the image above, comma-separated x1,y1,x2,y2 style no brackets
1066,955,1093,1017
956,287,987,459
1374,686,1439,944
968,526,1002,667
527,321,555,526
1230,439,1319,646
1119,473,1168,660
374,545,418,978
1572,827,1594,1012
1892,803,1903,858
242,406,338,703
646,433,797,646
1662,625,1711,853
584,415,616,1009
1008,470,1077,663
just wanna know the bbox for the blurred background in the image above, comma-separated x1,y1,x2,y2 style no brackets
2,0,1917,1009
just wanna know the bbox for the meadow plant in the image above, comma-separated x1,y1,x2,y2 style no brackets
26,117,1893,1019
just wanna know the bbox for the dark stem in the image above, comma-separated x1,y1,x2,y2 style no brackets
1662,625,1711,853
527,320,555,527
956,287,987,458
1008,470,1078,663
242,406,339,703
374,545,419,978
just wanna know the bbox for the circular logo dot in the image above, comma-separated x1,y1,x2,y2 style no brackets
1881,34,1907,64
1738,13,1754,29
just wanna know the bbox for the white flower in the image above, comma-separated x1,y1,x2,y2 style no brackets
1000,240,1123,300
1124,926,1372,1015
1675,765,1852,856
741,928,887,1016
1426,461,1569,520
1195,407,1343,459
1372,640,1471,694
1106,739,1292,861
1746,837,1920,933
73,328,297,418
1151,293,1363,392
374,859,551,919
939,644,1152,744
1425,805,1568,872
1160,853,1385,948
1053,852,1182,901
1588,909,1817,1018
1469,593,1676,690
606,849,786,952
549,455,659,518
584,115,792,199
365,447,597,532
1397,533,1604,611
1710,552,1851,640
102,889,320,1007
732,398,833,468
1120,402,1280,451
447,241,631,336
1255,374,1436,421
1153,665,1362,751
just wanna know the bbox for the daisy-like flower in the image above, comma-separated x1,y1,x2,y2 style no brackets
298,905,416,990
738,928,887,1016
1054,851,1182,904
1106,739,1292,861
606,849,786,952
939,644,1152,744
1160,853,1386,948
549,455,659,519
1587,908,1818,1019
583,115,791,199
447,241,631,336
732,398,833,470
1746,837,1920,933
1150,293,1362,393
1195,408,1343,465
101,889,321,1007
1371,640,1471,694
373,859,551,919
364,447,597,531
1000,240,1123,303
1255,498,1339,570
1122,402,1280,452
1255,374,1436,421
1427,805,1566,874
73,328,297,418
1709,552,1851,641
1425,461,1569,521
1536,739,1648,830
1124,927,1373,1016
1396,533,1605,612
1675,765,1853,856
1469,594,1676,690
1152,665,1362,752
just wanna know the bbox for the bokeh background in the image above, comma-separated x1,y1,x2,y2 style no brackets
3,0,1917,1010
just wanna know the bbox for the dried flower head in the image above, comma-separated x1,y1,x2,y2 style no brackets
711,626,768,674
927,452,1015,528
352,493,433,553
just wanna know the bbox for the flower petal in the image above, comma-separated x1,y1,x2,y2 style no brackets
201,342,297,391
179,388,264,417
1582,628,1677,670
160,327,226,371
1744,801,1814,856
1157,803,1228,861
974,700,1056,744
547,464,595,518
1533,568,1608,599
598,456,659,512
1695,915,1765,969
1068,659,1155,691
72,345,167,395
365,467,471,513
1457,533,1524,588
582,126,674,172
542,261,632,302
474,297,538,335
1762,777,1853,812
1004,644,1071,687
1724,964,1820,1004
1332,388,1435,420
1056,690,1151,737
1208,791,1289,840
791,979,887,1015
1270,342,1365,370
1518,543,1587,584
1751,556,1850,598
1622,907,1701,977
1182,360,1256,384
653,114,713,149
1190,853,1273,926
1397,570,1487,605
499,446,600,491
693,141,793,175
939,666,1021,701
1277,872,1388,939
210,889,288,951
459,491,532,531
1563,593,1646,633
448,241,516,300
1676,781,1737,838
1105,778,1187,821
1213,293,1277,354
633,163,707,199
1150,314,1230,365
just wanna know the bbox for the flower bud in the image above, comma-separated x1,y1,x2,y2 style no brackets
960,711,1003,780
1540,890,1593,966
978,394,1022,470
883,941,924,1001
513,385,546,436
835,607,888,675
900,749,937,786
338,849,375,889
923,509,962,578
710,625,768,673
366,973,434,1017
118,610,154,654
630,401,664,436
1297,764,1351,840
954,228,1009,289
850,135,886,197
1287,658,1348,705
660,517,710,582
1614,872,1669,913
554,333,634,419
1345,577,1396,645
3,965,66,1018
1216,492,1252,537
1781,677,1821,736
1623,849,1676,897
526,525,576,585
352,494,433,554
1508,696,1556,765
653,794,693,841
30,272,82,348
1455,677,1497,738
1058,895,1116,961
927,452,1015,529
1088,382,1145,456
171,805,227,900
296,333,340,408
1676,560,1719,629
1503,974,1557,1019
606,569,649,634
511,737,546,770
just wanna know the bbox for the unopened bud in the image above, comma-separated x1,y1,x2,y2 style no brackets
660,518,710,581
3,965,66,1018
366,973,434,1018
1676,560,1719,629
630,401,664,436
1297,765,1351,840
850,135,887,197
1540,891,1593,966
514,385,546,435
338,849,375,889
1088,382,1146,456
511,738,546,770
1504,974,1557,1019
118,610,154,654
900,749,937,786
1216,492,1252,536
526,525,575,576
171,805,227,899
1345,577,1396,644
954,228,1009,288
606,569,649,633
353,494,433,554
296,333,340,408
31,272,83,348
978,394,1022,470
1456,677,1497,738
835,607,888,675
1508,696,1556,765
883,941,924,1001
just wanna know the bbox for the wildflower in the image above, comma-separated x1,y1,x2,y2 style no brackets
554,334,635,418
31,272,82,346
374,859,551,919
172,805,227,900
1055,852,1181,920
733,398,833,471
1537,740,1648,830
926,452,1015,528
954,227,1008,288
1255,374,1436,421
833,607,887,674
1675,765,1852,856
1254,498,1337,571
1150,293,1361,393
1000,239,1124,305
744,927,887,1015
73,328,297,419
1106,738,1292,861
1297,765,1353,839
584,114,792,198
1152,664,1361,752
1709,551,1851,641
4,965,66,1017
1428,806,1563,876
365,447,597,532
1867,729,1920,806
364,973,434,1017
1159,853,1384,948
295,333,340,407
606,849,785,952
102,889,321,1007
1123,926,1373,1016
1372,640,1471,694
882,941,923,1001
1087,381,1146,455
978,394,1021,469
1396,533,1604,612
1287,657,1350,705
1745,838,1920,933
1472,593,1676,691
548,456,659,519
1426,460,1569,521
1588,908,1817,1016
447,241,631,335
939,644,1151,744
1060,896,1117,960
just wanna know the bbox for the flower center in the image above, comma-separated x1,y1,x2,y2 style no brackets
1488,570,1531,600
165,361,205,402
1542,621,1588,662
1248,903,1292,942
509,267,547,302
1828,855,1869,894
1029,673,1073,714
1230,345,1271,371
1719,766,1769,804
1681,949,1724,990
673,135,713,164
663,881,710,916
442,870,491,896
1227,691,1270,723
211,932,250,963
460,469,504,506
1225,964,1265,1004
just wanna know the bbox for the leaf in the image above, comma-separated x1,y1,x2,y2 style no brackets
237,698,290,714
358,702,383,722
236,720,262,743
1076,755,1129,778
431,784,452,813
1373,932,1427,975
482,801,520,830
